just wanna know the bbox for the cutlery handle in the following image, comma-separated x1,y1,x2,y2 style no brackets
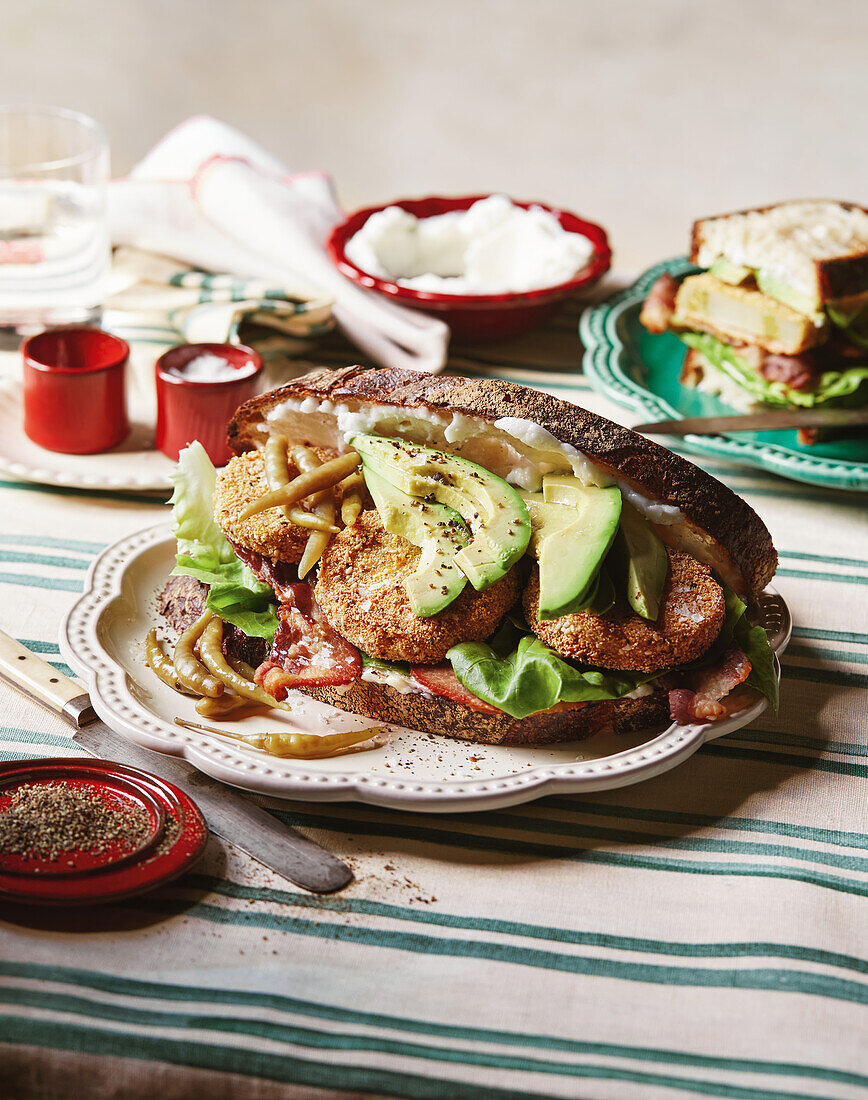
0,629,95,727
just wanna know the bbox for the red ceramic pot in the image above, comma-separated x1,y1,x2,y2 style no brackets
155,343,264,466
22,327,130,454
327,194,612,341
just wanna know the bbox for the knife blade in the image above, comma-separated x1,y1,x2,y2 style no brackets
0,629,353,894
632,406,868,436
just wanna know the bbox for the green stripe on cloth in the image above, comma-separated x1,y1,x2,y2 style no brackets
786,643,868,666
0,726,81,750
776,567,868,585
779,550,868,569
128,900,868,1004
0,478,168,506
699,743,868,778
793,627,868,645
0,534,105,553
0,726,858,888
2,964,865,1089
258,810,868,900
0,1017,570,1100
540,798,868,849
0,550,89,570
187,876,868,976
0,571,83,592
725,729,868,757
6,1016,849,1100
779,665,868,689
13,639,62,654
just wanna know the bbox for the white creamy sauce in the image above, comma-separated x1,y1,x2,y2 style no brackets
617,483,684,525
345,194,595,295
360,665,430,696
263,397,686,525
624,683,655,700
492,417,609,488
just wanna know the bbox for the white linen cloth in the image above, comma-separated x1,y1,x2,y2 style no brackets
108,115,450,373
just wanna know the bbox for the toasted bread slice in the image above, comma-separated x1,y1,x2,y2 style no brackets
672,274,828,355
690,200,868,309
300,677,670,746
228,366,777,598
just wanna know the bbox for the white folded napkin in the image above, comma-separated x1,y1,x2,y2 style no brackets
108,116,450,374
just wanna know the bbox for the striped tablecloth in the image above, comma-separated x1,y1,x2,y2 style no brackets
2,305,867,1100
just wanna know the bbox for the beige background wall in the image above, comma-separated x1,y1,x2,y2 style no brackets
1,0,865,270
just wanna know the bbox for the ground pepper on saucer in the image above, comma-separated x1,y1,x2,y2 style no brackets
0,781,151,860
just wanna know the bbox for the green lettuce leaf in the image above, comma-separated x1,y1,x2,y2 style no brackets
448,582,778,718
680,331,868,408
170,442,279,642
448,623,653,719
828,303,868,351
360,653,410,674
734,614,779,713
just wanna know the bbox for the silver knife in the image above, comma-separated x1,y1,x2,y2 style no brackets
0,630,353,894
633,406,868,436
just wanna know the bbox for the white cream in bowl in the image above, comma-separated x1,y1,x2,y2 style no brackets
344,195,595,295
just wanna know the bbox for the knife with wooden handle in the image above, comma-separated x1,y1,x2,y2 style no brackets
633,406,868,436
0,630,353,894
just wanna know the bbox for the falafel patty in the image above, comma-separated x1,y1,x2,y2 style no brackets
524,549,725,673
315,510,521,664
214,448,335,564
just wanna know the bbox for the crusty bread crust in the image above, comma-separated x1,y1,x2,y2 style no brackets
228,366,777,598
690,201,868,303
301,678,670,746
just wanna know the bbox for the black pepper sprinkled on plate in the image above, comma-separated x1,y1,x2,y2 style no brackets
0,781,151,861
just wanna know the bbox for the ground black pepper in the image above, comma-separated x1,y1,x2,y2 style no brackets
0,781,151,861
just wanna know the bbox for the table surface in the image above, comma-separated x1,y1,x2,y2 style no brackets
1,300,867,1100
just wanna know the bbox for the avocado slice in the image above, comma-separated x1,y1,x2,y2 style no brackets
755,269,824,321
708,259,753,286
351,434,530,591
609,502,669,620
362,466,470,617
520,477,622,619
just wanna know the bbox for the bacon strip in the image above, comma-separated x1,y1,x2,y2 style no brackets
758,353,821,392
228,538,299,602
640,273,679,334
669,646,752,724
256,582,361,700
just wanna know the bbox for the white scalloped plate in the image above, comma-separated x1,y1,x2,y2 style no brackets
59,524,791,812
0,375,175,493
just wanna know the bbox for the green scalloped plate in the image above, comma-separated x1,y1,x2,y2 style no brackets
580,258,868,491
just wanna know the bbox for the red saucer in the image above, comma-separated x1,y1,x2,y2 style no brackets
0,758,208,905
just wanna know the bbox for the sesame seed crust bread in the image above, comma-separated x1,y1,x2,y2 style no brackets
300,678,670,746
689,201,868,304
228,366,777,599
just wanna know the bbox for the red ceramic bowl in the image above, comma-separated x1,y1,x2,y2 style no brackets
155,342,264,466
327,194,612,341
22,326,130,454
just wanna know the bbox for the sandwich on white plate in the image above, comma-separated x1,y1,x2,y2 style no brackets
641,200,868,443
149,366,780,751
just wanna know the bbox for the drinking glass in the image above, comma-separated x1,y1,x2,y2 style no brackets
0,106,110,332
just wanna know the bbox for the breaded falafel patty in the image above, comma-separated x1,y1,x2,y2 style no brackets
315,510,521,664
214,448,343,564
524,549,725,673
